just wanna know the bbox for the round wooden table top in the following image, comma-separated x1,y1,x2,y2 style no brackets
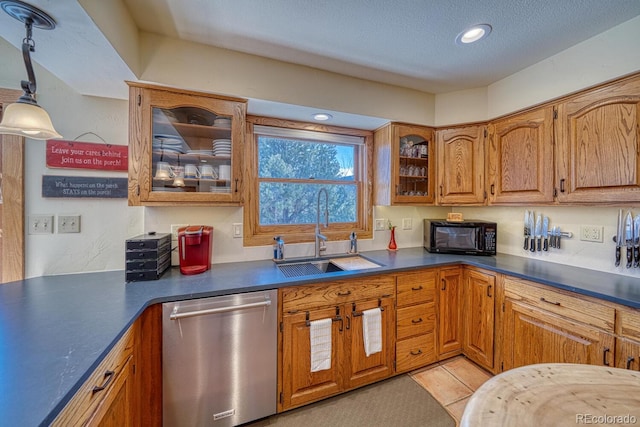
461,363,640,427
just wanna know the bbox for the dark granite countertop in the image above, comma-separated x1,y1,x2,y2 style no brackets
2,248,639,426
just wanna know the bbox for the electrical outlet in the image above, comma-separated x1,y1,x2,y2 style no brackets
232,223,242,238
375,218,386,231
58,215,81,233
580,225,604,242
171,224,188,240
28,215,54,234
402,218,412,230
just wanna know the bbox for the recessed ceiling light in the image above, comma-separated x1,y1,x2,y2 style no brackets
456,24,492,45
313,113,332,121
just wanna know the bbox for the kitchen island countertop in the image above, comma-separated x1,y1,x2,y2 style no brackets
2,248,639,426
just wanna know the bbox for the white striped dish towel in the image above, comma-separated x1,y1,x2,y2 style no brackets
362,307,382,357
310,318,332,372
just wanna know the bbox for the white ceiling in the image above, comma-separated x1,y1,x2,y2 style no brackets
123,0,640,93
1,0,640,128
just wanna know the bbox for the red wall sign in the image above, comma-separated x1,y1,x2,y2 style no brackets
46,140,128,171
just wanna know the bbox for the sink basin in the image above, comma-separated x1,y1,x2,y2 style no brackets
276,255,382,278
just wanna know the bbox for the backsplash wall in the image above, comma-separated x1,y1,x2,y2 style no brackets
459,206,640,278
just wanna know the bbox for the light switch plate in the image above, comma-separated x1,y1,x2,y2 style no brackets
402,218,412,230
58,215,81,233
28,215,54,234
375,219,386,231
232,223,242,238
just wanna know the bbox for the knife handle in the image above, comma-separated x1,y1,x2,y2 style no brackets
556,235,561,250
524,237,529,250
537,238,541,252
634,247,639,268
627,247,634,268
615,246,621,267
530,238,535,252
543,238,548,252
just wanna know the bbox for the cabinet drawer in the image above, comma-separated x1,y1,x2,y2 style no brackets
396,270,436,307
618,306,640,341
281,275,396,312
396,333,436,373
52,325,136,426
504,277,615,332
397,303,436,340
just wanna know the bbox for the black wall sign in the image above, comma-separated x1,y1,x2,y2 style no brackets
42,175,128,199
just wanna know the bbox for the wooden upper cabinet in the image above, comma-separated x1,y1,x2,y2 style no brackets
487,106,555,205
374,123,435,205
436,125,486,205
127,82,247,206
555,74,640,204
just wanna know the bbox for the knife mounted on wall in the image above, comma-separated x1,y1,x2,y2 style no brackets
615,209,623,267
625,211,633,268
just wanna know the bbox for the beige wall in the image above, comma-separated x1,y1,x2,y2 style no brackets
139,32,435,126
2,15,640,277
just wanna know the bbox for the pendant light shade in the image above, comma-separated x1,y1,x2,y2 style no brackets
0,0,61,140
0,101,61,139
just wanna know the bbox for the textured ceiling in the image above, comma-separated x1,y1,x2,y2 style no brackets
123,0,640,93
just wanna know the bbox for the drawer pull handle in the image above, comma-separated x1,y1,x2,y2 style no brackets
337,290,351,297
410,349,423,356
441,279,446,291
92,370,115,394
411,318,423,324
487,285,492,298
540,297,561,306
603,347,610,366
627,356,635,370
411,286,423,291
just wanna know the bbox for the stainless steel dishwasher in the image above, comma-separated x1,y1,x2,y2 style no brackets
162,290,278,426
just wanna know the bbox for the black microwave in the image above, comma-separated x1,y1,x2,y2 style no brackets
423,219,496,256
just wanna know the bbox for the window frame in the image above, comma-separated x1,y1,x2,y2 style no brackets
243,116,373,247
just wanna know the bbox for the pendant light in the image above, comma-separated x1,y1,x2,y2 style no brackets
0,0,61,140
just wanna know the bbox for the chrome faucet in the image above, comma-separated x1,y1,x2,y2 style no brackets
315,188,329,258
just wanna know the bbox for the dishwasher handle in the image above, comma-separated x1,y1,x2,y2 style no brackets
170,299,271,320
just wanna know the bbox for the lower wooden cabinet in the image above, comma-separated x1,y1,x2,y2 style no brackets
501,277,617,371
52,324,137,426
616,306,640,371
395,270,437,373
438,266,462,359
502,299,615,370
462,268,496,370
616,337,640,371
279,277,396,411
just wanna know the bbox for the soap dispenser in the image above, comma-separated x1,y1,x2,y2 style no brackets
273,236,285,260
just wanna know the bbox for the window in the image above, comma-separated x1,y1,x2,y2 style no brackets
244,117,373,246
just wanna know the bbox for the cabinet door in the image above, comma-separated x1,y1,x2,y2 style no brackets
87,356,134,427
128,83,246,206
555,75,640,203
616,338,640,371
503,300,615,370
374,123,435,205
436,125,486,205
487,107,555,204
438,266,463,358
344,297,395,389
463,269,495,369
281,306,344,410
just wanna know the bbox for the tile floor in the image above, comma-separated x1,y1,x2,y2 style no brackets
410,356,493,425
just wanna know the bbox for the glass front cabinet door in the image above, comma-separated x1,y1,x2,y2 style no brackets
127,82,247,206
374,123,435,205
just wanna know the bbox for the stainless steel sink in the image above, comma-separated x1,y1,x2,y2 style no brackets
276,255,381,278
